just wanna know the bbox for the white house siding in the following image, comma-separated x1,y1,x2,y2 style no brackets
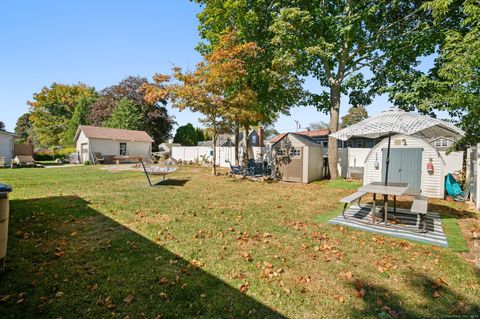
363,135,444,198
0,133,14,164
90,139,151,157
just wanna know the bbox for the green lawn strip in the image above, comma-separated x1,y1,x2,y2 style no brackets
315,203,344,224
440,213,469,252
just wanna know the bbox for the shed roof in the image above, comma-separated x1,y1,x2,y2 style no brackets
273,132,322,147
0,130,16,137
75,125,154,143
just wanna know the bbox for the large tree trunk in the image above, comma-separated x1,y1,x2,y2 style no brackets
212,133,217,176
328,84,341,179
234,122,240,165
242,124,249,166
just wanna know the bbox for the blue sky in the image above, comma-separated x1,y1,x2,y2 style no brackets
0,1,434,133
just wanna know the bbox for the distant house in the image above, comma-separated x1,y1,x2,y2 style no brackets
0,131,16,165
74,125,153,164
270,129,375,151
197,130,263,147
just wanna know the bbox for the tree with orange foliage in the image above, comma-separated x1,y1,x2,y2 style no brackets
145,32,263,174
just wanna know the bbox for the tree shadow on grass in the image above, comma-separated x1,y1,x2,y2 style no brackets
344,273,480,318
0,196,286,319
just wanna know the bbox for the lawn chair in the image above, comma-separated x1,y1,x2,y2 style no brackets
226,160,243,175
94,152,105,164
141,161,177,187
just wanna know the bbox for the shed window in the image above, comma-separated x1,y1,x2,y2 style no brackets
357,140,363,148
120,142,127,156
289,148,301,158
276,149,286,156
347,141,353,148
251,135,257,145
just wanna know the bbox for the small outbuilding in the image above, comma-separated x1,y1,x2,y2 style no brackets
0,131,16,165
74,125,153,164
271,133,323,183
363,134,455,198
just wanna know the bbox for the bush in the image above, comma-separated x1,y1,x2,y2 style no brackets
84,160,92,165
34,147,76,161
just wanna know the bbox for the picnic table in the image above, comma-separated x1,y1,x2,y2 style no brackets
113,155,145,165
359,182,410,225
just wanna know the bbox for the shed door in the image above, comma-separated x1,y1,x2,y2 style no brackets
278,147,303,183
382,148,422,195
81,143,89,163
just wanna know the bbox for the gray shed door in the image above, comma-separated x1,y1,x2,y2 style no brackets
382,148,422,195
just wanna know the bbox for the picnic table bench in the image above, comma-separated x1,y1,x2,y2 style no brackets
113,155,145,165
340,191,367,219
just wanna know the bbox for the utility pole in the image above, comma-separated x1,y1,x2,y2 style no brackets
294,120,301,132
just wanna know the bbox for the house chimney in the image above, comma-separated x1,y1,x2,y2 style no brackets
258,127,263,147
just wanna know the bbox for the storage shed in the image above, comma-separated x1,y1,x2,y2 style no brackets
0,131,16,165
272,133,323,183
74,126,153,164
363,134,452,198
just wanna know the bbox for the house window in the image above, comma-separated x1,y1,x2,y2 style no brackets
323,141,328,148
357,139,363,148
366,140,373,148
120,142,127,156
289,148,301,157
442,139,448,147
347,140,353,148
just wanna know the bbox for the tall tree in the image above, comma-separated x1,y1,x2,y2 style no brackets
195,127,206,142
104,98,143,131
146,33,264,174
341,106,369,128
194,0,305,164
174,123,198,146
28,83,97,146
89,76,174,148
62,96,95,145
269,1,439,178
0,121,5,131
390,0,479,147
14,113,34,143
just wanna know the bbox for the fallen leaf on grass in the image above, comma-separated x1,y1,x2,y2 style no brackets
334,295,345,303
354,288,366,298
432,290,441,298
159,277,169,285
241,252,252,262
123,294,134,306
70,231,78,237
239,282,249,293
191,259,204,268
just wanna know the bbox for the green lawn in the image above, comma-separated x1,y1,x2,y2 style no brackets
0,166,479,318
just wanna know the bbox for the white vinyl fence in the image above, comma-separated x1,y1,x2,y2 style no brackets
439,151,464,175
467,145,479,210
171,146,266,168
339,148,371,179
